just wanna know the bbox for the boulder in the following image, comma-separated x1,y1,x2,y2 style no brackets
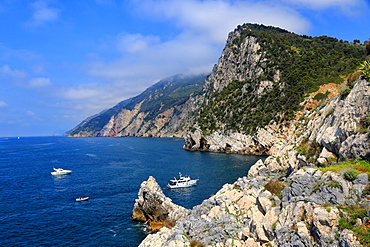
132,176,189,231
311,207,339,243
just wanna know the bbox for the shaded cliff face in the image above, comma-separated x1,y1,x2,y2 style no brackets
67,74,207,137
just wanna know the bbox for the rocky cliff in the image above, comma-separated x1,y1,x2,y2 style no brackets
68,24,367,146
136,78,370,247
138,162,369,247
67,74,207,137
132,176,189,232
67,23,370,245
133,24,369,246
184,78,370,162
183,24,369,164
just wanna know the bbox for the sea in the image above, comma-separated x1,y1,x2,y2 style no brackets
0,136,266,247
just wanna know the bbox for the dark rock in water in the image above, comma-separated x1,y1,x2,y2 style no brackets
132,176,189,231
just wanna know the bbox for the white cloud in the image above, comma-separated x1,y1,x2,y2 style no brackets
0,101,8,107
27,77,52,88
84,0,310,93
136,0,310,43
59,84,102,100
116,33,160,53
26,110,35,116
0,65,26,79
29,1,60,26
280,0,365,10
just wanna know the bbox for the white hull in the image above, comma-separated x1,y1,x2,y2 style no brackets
167,172,198,189
76,197,89,201
51,168,72,176
166,179,198,189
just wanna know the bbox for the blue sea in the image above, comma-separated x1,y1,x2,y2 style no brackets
0,136,265,246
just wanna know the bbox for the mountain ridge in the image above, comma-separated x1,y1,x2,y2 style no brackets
66,23,370,246
68,23,367,142
68,73,207,137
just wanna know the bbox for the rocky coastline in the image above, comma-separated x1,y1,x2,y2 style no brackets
133,78,370,246
135,158,369,246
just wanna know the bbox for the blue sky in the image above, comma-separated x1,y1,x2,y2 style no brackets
0,0,369,137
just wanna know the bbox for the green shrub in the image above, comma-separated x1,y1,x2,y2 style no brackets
337,205,370,246
338,218,353,230
343,169,357,181
317,159,370,175
358,59,370,80
328,181,341,189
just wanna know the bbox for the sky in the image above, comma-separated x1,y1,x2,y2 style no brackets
0,0,369,137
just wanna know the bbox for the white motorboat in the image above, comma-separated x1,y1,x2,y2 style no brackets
51,168,72,176
166,172,198,189
76,197,89,202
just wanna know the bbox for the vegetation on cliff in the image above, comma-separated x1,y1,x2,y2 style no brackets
196,24,367,134
123,74,206,121
68,74,206,136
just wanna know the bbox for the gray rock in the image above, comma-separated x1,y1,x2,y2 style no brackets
356,173,368,185
132,176,189,231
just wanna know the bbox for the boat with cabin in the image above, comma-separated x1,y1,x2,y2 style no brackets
166,172,198,189
51,168,72,176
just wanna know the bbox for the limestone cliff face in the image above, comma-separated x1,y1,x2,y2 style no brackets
183,24,368,163
138,163,369,247
312,78,370,160
184,78,370,163
132,24,369,246
204,34,265,94
67,74,207,137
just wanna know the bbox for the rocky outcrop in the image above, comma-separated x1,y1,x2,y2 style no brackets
311,78,370,160
184,78,370,163
138,160,369,246
132,176,189,231
203,34,265,94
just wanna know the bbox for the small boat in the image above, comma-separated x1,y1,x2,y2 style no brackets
51,168,72,176
76,197,89,202
166,172,198,189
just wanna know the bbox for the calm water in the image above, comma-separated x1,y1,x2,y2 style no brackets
0,136,265,246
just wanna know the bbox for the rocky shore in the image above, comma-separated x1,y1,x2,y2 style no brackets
135,159,369,246
132,176,189,232
184,78,370,162
133,78,370,246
